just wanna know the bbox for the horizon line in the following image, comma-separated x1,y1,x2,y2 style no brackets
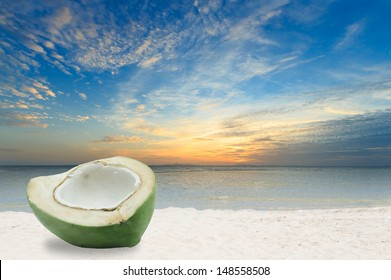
1,163,391,168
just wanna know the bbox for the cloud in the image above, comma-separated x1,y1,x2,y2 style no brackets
2,0,390,165
284,0,333,23
306,110,391,144
138,55,162,68
225,5,284,44
76,115,89,122
0,0,292,76
53,113,92,124
24,41,46,54
136,38,152,55
125,98,138,104
324,106,362,116
238,56,281,78
335,20,365,50
50,7,72,30
33,81,56,97
78,92,87,100
93,135,148,144
193,0,227,36
107,0,318,146
373,88,391,101
14,101,28,109
22,85,44,99
0,110,48,128
1,79,57,104
215,130,256,138
233,109,391,164
44,89,56,98
0,0,297,79
202,69,391,163
136,104,146,112
44,41,55,49
123,118,163,135
7,87,29,98
0,98,43,110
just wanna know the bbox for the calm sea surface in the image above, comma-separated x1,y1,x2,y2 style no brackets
1,165,391,212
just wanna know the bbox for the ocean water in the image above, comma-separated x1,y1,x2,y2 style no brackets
1,165,391,212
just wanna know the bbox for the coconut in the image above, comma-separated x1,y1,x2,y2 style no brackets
26,156,156,248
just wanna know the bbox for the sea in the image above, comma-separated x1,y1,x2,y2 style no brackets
1,165,391,212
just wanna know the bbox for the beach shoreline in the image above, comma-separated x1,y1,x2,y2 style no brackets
1,207,391,260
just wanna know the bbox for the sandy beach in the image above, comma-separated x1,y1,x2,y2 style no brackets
1,207,391,259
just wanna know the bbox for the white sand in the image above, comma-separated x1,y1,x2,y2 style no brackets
1,207,391,259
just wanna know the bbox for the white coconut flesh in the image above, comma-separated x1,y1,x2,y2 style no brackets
27,156,156,227
54,162,141,210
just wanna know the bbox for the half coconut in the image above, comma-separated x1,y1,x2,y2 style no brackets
27,156,156,248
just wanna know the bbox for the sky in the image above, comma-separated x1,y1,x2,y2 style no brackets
1,0,391,166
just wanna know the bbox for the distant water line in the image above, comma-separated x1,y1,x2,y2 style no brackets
1,165,391,212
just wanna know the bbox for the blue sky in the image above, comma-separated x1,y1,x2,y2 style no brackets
1,0,391,165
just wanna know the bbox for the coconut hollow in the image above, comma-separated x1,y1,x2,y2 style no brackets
27,156,156,248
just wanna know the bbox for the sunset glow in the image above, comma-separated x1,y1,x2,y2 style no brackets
1,0,391,165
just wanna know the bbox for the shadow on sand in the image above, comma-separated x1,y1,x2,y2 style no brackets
43,236,142,259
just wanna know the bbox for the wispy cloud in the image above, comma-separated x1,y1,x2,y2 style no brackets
335,20,366,50
102,0,372,164
2,0,391,165
122,118,164,136
208,109,391,165
54,113,91,123
284,0,333,23
107,0,302,129
0,0,294,77
0,110,48,128
138,55,162,68
224,3,285,44
324,106,362,116
93,135,148,144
